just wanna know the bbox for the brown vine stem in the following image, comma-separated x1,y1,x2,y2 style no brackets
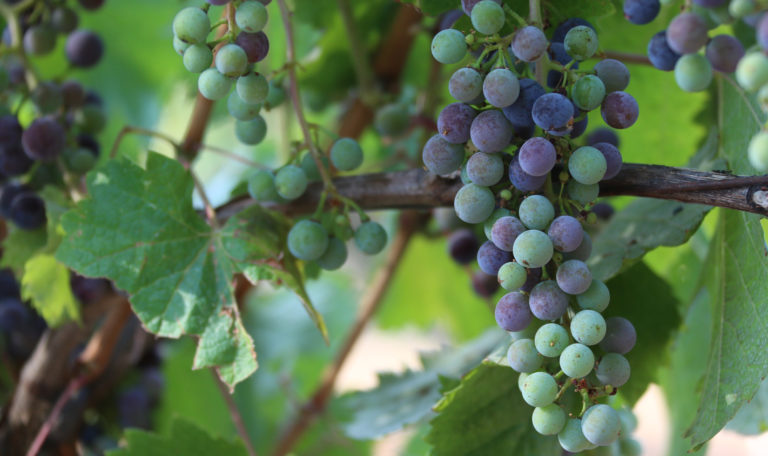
211,370,258,456
600,50,653,66
272,211,426,456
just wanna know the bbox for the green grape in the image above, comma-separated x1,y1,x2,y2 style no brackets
264,80,287,109
621,439,643,456
183,44,212,73
74,105,106,133
570,309,606,346
215,44,248,77
518,372,529,392
576,279,610,311
316,237,348,270
581,404,621,446
63,148,96,174
301,153,329,182
596,352,630,387
518,195,555,230
520,371,558,407
173,36,190,55
247,170,281,202
330,137,364,171
748,131,768,172
566,180,599,205
173,7,210,44
506,338,543,373
198,68,232,100
237,73,269,104
572,75,606,111
736,52,768,92
354,221,387,255
227,91,262,121
564,25,598,61
559,343,595,378
618,407,638,434
287,219,329,261
498,262,527,290
375,103,410,136
235,1,268,33
483,208,510,240
729,0,755,18
674,53,713,92
454,184,495,224
471,0,505,35
235,115,267,145
431,29,466,64
558,419,593,453
532,404,567,436
274,165,308,200
569,146,607,185
512,230,553,268
534,323,570,358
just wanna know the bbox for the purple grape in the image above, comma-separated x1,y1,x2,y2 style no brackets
65,30,104,68
594,59,630,93
438,102,477,144
509,154,546,192
693,0,728,7
70,274,110,305
118,387,152,429
547,42,578,88
759,14,768,49
9,192,46,230
422,134,464,175
511,26,548,62
647,30,681,72
548,216,584,252
491,216,526,252
563,232,592,262
483,68,520,108
591,202,615,220
556,260,592,295
495,291,532,331
0,117,32,176
466,152,504,186
22,117,66,161
601,92,638,129
586,128,619,147
448,229,479,265
449,67,483,102
551,18,595,43
529,280,569,320
706,35,745,73
470,109,513,153
78,0,105,9
571,114,589,139
477,241,512,275
61,80,86,109
532,93,573,131
599,317,637,354
0,183,30,217
519,137,556,177
667,13,708,55
438,10,464,32
472,270,500,298
520,267,542,292
0,269,20,300
591,142,623,180
461,0,501,15
623,0,661,25
502,78,546,130
235,31,269,63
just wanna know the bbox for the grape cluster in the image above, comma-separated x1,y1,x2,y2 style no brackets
0,0,107,232
428,2,641,450
629,0,768,172
0,268,46,361
173,0,283,146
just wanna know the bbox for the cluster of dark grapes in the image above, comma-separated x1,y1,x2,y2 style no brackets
0,268,45,362
626,0,768,172
0,0,106,232
173,0,281,146
427,1,641,451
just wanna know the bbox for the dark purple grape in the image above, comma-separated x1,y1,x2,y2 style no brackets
532,93,573,131
437,102,476,144
66,30,104,67
0,143,33,176
477,241,512,275
491,216,526,252
439,10,464,31
77,134,101,156
705,35,745,73
591,202,615,220
448,229,479,265
0,183,30,216
548,216,583,252
556,260,592,295
502,78,545,130
52,7,79,34
422,134,464,175
571,115,588,139
551,18,595,43
469,109,513,153
599,316,637,354
22,117,66,161
509,154,546,192
9,191,46,230
601,92,638,129
472,270,499,298
61,80,85,109
529,280,569,320
118,387,152,429
591,142,623,179
0,297,45,359
235,31,269,63
461,0,501,15
207,0,232,4
0,269,20,299
494,292,532,331
586,128,619,147
667,13,708,55
693,0,728,6
623,0,661,25
520,267,542,292
647,31,681,72
70,274,110,305
519,137,556,177
547,42,578,88
78,0,105,10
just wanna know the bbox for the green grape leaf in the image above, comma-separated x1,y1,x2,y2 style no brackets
21,254,80,326
338,329,506,439
106,417,248,456
426,362,560,456
604,261,681,404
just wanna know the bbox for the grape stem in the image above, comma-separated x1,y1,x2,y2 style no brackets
554,377,573,400
211,370,259,456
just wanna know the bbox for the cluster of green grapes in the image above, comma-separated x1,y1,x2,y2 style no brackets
172,0,279,146
428,0,642,451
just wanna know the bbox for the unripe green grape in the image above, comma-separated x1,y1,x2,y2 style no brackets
757,84,768,113
532,404,567,435
518,372,529,392
430,29,467,64
736,52,768,92
74,105,106,133
183,44,213,73
581,404,621,446
675,53,713,92
316,237,348,270
559,343,595,378
570,309,606,345
470,0,505,35
572,75,606,111
375,103,410,136
569,146,607,185
518,195,554,230
558,419,593,453
274,165,308,200
729,0,755,18
564,25,598,61
520,371,558,407
52,7,79,34
247,170,280,201
235,115,267,145
287,219,329,261
354,221,387,254
498,262,527,290
506,338,543,373
301,153,329,182
534,323,570,358
173,7,210,44
566,180,599,205
264,80,286,109
235,1,268,33
512,230,553,268
24,25,57,55
483,208,510,240
63,147,96,174
748,131,768,172
596,352,630,387
227,91,262,121
198,68,232,100
621,439,643,456
576,279,610,312
237,73,269,104
173,36,190,55
216,44,248,77
330,137,363,171
454,184,495,224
